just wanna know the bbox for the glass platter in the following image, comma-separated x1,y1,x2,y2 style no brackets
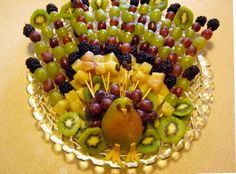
26,49,214,173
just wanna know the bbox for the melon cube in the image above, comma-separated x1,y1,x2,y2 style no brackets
104,61,118,75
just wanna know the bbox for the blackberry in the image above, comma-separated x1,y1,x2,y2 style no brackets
152,60,173,74
195,16,207,27
104,44,119,54
167,3,181,14
164,74,177,89
144,54,155,65
130,0,139,6
182,65,200,80
82,0,89,6
65,66,76,80
140,0,149,5
23,24,35,37
68,51,83,64
207,18,220,31
89,45,100,55
25,57,41,73
119,54,132,64
136,51,146,63
131,45,138,57
78,41,91,54
59,82,74,95
46,3,58,14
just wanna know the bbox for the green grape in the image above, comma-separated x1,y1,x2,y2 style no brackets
174,44,185,56
150,35,165,48
70,17,77,28
46,62,59,79
179,55,194,69
122,32,133,43
56,27,69,38
97,29,108,42
52,46,66,61
171,27,183,40
64,42,78,54
176,78,191,91
192,37,207,50
165,93,179,107
73,8,85,17
88,30,96,41
122,11,135,23
34,42,48,55
95,9,107,22
161,19,172,28
118,30,125,42
84,11,94,22
134,23,144,35
143,30,155,43
149,9,162,22
34,67,48,83
108,26,119,36
184,29,195,38
74,22,88,35
41,26,54,39
138,4,149,15
158,46,171,59
109,6,120,17
49,12,60,22
49,90,64,106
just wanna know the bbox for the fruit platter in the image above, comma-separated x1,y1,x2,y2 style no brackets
24,0,219,169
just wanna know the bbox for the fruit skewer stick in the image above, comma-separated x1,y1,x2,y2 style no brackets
101,74,108,93
88,72,94,92
132,80,139,91
106,71,110,92
85,81,95,98
142,88,152,100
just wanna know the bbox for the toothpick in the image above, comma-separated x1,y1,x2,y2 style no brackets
142,88,152,100
107,71,110,92
133,80,140,91
101,75,107,92
85,81,95,98
88,72,93,92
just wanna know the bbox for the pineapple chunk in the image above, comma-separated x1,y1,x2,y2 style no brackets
94,55,104,62
72,61,96,72
160,101,175,117
53,99,69,115
152,72,165,81
96,62,106,74
71,59,82,71
139,62,152,74
104,61,118,75
74,70,89,84
158,84,170,96
80,51,95,62
103,52,119,62
65,90,79,103
70,80,82,90
136,71,149,82
139,83,149,94
69,99,84,112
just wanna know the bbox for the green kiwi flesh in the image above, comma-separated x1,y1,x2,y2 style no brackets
57,112,81,137
30,9,50,29
174,6,193,30
91,0,109,10
159,116,186,144
78,127,106,155
149,0,168,11
59,1,74,20
137,128,160,154
173,98,194,117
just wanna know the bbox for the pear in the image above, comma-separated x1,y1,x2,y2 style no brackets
101,97,143,150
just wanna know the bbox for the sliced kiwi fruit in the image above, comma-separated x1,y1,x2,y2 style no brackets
173,98,194,117
174,6,193,30
137,128,160,154
159,116,186,144
91,0,109,10
30,9,50,29
78,127,106,155
57,112,81,137
59,1,74,20
149,0,168,11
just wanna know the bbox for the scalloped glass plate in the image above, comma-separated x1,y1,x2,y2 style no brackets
26,50,214,171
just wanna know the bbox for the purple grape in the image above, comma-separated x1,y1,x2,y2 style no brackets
149,111,158,121
139,100,153,112
88,120,102,127
110,84,120,97
106,93,117,101
89,102,102,116
101,98,113,110
136,109,145,120
131,89,142,102
95,90,106,102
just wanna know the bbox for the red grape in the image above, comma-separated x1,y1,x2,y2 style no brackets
148,46,158,56
110,84,120,97
172,65,182,77
87,22,94,30
95,90,107,102
138,15,147,24
131,89,143,102
54,20,63,29
164,36,175,47
29,31,41,42
121,43,131,54
79,34,88,42
107,36,117,45
76,16,86,23
201,29,213,40
139,100,153,112
54,73,66,85
140,42,150,52
112,0,120,6
148,21,157,32
191,22,201,32
89,102,102,116
98,21,107,30
165,12,175,21
159,26,169,38
168,52,178,64
63,35,72,44
125,22,135,33
49,38,59,48
131,35,140,45
42,52,54,63
101,98,113,110
186,46,197,56
129,5,137,13
181,38,192,48
173,87,183,97
43,79,54,92
110,17,119,26
60,57,70,69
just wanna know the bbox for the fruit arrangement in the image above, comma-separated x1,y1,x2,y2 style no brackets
24,0,219,168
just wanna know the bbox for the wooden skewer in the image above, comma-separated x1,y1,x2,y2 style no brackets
101,74,107,92
85,81,95,98
88,72,93,92
142,88,152,100
107,71,110,92
133,80,140,91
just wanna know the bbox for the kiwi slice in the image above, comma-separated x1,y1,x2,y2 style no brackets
173,98,194,117
57,112,81,137
174,6,193,30
159,116,186,144
137,128,160,154
149,0,168,11
59,1,74,20
91,0,109,10
78,127,106,155
30,9,50,29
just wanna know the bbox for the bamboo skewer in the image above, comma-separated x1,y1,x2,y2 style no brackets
101,74,107,93
142,88,152,100
85,81,95,98
107,71,110,92
88,72,93,92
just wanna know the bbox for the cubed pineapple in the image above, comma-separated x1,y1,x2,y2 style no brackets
70,80,82,90
94,55,104,62
152,72,165,81
158,85,170,97
104,61,118,75
65,90,79,103
160,101,175,117
71,59,81,71
136,70,149,82
74,70,89,84
53,99,69,115
80,51,95,62
69,99,84,112
96,63,106,74
139,62,152,74
103,52,118,62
